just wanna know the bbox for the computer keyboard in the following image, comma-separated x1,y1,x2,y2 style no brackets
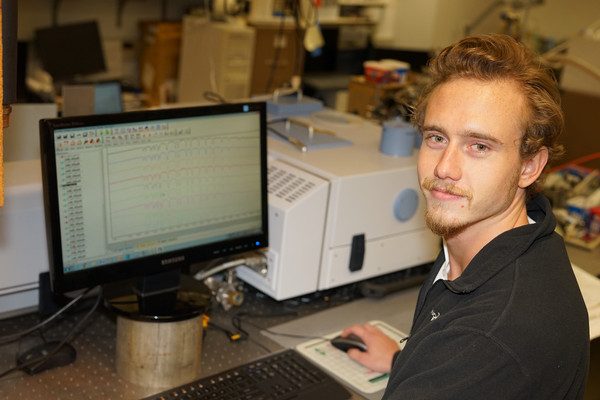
141,348,352,400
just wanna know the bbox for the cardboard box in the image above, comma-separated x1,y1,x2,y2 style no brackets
560,90,600,171
346,75,407,118
139,21,181,107
249,24,304,96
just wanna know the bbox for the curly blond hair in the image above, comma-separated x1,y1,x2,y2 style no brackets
412,34,564,198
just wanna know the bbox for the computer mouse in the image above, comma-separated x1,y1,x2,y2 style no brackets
330,333,368,352
16,341,77,375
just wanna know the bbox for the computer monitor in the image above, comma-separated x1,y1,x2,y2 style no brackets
39,102,269,314
35,21,106,82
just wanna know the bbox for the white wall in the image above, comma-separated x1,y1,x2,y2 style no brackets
17,0,200,41
373,0,600,51
527,0,600,40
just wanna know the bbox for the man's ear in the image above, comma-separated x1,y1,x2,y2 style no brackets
519,147,549,189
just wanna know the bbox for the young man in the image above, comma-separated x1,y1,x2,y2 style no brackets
342,34,589,399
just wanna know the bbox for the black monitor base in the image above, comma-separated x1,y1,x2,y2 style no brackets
103,271,211,322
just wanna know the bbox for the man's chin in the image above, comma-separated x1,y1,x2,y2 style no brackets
425,212,469,239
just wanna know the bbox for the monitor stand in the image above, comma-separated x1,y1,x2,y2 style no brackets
103,270,211,322
104,270,211,388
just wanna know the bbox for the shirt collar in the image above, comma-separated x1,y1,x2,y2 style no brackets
432,216,536,285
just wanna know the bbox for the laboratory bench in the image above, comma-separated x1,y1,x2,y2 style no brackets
0,267,429,400
567,243,600,277
0,244,598,400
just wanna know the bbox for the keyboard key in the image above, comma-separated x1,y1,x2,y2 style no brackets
142,349,351,400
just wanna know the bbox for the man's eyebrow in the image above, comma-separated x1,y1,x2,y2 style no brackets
421,124,444,133
462,131,504,146
421,125,504,146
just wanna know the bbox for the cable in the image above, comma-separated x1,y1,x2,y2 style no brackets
0,286,95,345
194,253,267,281
464,0,504,36
203,91,228,104
264,14,287,94
228,312,290,354
519,0,534,37
292,0,307,77
207,319,246,342
540,17,600,83
544,53,600,82
0,286,103,379
194,258,248,281
230,313,270,353
228,311,337,354
209,56,219,94
232,311,330,341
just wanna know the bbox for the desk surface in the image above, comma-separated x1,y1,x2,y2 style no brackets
0,246,597,400
0,272,423,400
567,243,600,277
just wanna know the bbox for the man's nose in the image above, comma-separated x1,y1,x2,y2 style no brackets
434,146,462,181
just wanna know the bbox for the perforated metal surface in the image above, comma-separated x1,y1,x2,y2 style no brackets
0,310,142,399
0,284,361,399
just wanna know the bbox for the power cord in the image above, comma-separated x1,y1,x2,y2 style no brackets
233,311,329,341
206,318,245,343
0,286,103,379
193,252,268,281
0,286,96,345
227,311,337,355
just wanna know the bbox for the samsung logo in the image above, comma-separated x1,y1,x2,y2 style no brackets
161,255,185,266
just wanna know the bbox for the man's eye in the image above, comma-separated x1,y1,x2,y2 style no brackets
431,135,445,143
473,143,488,152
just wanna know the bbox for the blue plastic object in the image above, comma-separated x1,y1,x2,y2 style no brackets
394,189,419,222
266,95,323,116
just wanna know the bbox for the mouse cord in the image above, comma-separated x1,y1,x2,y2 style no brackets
0,286,95,345
232,312,331,342
222,313,271,354
0,287,103,379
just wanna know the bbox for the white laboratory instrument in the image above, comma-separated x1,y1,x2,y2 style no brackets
237,112,440,300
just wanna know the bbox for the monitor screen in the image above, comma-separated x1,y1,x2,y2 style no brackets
39,102,269,296
35,21,106,82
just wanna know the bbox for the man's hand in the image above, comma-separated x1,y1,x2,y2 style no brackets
340,323,401,373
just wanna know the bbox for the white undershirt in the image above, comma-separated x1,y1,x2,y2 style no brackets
433,216,536,284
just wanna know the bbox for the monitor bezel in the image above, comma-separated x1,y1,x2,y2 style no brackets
39,102,269,295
